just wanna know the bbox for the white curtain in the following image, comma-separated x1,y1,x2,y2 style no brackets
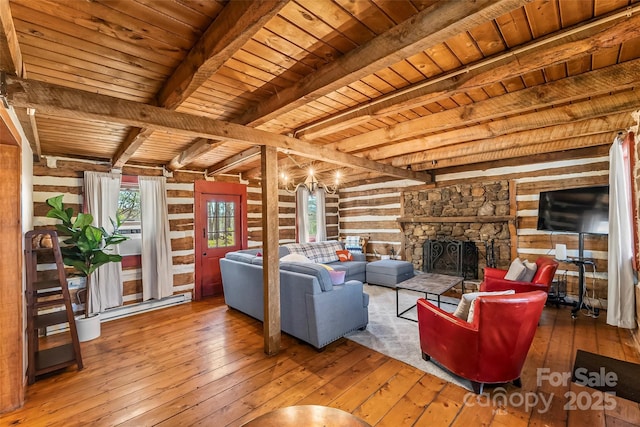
84,171,123,314
607,133,636,328
296,186,309,243
139,176,174,300
315,188,327,242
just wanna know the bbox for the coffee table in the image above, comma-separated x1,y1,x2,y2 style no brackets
396,272,464,321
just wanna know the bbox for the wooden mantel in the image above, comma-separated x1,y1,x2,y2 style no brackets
397,215,515,224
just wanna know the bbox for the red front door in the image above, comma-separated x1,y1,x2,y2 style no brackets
195,181,247,299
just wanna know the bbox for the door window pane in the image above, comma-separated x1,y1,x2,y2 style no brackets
207,201,236,248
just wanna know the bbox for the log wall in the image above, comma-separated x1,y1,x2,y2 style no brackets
32,158,338,307
32,158,202,305
339,155,611,303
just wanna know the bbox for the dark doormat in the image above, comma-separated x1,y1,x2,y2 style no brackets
572,349,640,403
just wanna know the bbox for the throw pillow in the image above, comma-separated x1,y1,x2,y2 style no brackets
336,250,353,262
504,257,527,281
467,290,515,323
453,290,516,321
280,253,312,263
522,259,538,282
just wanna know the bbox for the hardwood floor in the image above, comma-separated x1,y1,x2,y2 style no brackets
2,298,640,426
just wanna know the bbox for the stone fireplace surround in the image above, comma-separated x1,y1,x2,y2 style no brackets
401,181,513,281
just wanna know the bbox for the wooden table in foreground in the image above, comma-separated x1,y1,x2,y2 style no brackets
242,405,371,427
396,272,464,321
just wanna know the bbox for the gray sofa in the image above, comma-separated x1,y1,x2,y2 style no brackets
219,241,369,349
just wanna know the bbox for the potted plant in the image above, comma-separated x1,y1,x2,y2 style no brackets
45,195,128,341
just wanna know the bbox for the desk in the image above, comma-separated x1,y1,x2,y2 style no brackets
242,405,371,427
395,272,464,321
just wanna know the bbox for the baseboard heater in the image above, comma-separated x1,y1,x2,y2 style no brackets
44,293,191,335
100,293,191,322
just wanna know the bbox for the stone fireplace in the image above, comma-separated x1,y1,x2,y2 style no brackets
401,180,513,280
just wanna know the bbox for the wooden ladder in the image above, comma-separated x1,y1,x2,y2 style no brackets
25,230,83,384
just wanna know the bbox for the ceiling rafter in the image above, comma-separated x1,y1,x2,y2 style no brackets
234,0,529,128
334,57,640,156
297,3,640,142
111,0,289,169
0,0,41,160
168,0,528,175
6,76,431,183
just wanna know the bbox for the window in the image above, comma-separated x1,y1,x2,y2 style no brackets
207,201,237,248
117,178,142,255
117,185,141,231
306,193,317,242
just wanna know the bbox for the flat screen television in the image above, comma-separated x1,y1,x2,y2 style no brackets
536,185,609,235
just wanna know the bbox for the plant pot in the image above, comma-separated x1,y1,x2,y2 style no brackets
75,313,101,342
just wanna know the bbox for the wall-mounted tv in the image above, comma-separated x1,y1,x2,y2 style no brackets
536,185,609,235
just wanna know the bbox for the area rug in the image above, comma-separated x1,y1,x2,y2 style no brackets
572,349,640,403
345,283,469,390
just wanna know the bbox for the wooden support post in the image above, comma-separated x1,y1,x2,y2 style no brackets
0,143,24,411
261,145,281,355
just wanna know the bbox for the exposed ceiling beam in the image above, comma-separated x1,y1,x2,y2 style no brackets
167,138,225,171
334,58,640,155
111,0,288,168
0,0,42,159
297,4,640,140
207,146,261,176
0,0,22,77
368,88,640,161
234,0,528,128
7,76,431,182
391,115,628,168
416,133,613,171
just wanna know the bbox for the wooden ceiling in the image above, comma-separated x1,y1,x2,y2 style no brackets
2,0,640,185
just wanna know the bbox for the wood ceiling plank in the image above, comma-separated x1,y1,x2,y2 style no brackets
298,0,379,42
113,0,288,169
390,111,632,167
235,0,529,127
415,134,614,171
524,0,561,38
158,0,288,110
444,32,484,65
51,0,196,49
250,28,327,71
134,0,223,28
298,7,640,140
495,7,532,47
594,0,630,15
262,14,341,63
26,63,155,99
469,20,507,56
10,2,184,67
335,0,396,34
19,44,162,90
619,37,640,61
281,0,361,52
12,17,173,78
559,0,594,26
25,70,150,103
328,58,640,154
7,76,431,182
371,0,419,24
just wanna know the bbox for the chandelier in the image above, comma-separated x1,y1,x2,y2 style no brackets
280,168,340,194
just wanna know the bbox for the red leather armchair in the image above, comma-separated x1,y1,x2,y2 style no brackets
417,290,547,394
480,257,559,293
